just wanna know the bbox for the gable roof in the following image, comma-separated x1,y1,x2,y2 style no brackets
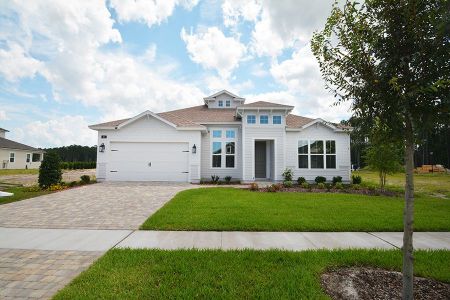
0,137,42,151
0,128,9,132
241,101,294,109
285,114,315,128
203,90,245,101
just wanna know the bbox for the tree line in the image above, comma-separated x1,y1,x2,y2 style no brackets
44,145,97,162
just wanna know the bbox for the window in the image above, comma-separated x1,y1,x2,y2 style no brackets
9,152,15,163
226,100,231,107
273,115,282,124
26,153,31,163
247,115,256,124
212,142,222,168
226,142,235,168
310,140,324,168
298,140,308,168
260,115,269,124
226,130,235,138
32,153,41,162
326,140,336,169
218,100,223,107
101,135,107,139
212,130,222,138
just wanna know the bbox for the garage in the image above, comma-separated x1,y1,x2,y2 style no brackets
107,142,190,182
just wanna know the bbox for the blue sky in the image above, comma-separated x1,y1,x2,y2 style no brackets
0,0,350,147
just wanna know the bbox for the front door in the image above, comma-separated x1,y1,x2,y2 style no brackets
255,141,266,179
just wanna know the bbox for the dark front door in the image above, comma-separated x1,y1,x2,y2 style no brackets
255,141,266,179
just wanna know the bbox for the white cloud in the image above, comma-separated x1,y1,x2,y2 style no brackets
181,27,246,78
0,110,7,121
0,43,43,81
110,0,199,27
222,0,261,27
14,115,97,148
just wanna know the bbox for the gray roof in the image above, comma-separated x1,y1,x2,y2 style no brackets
0,128,9,132
0,137,42,151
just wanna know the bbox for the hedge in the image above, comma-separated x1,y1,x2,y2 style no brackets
60,161,96,170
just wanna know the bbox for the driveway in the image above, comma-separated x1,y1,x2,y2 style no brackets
0,182,191,229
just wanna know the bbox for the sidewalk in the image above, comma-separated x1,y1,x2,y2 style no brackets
1,227,449,251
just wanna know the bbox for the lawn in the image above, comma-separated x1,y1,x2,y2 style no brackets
0,169,39,175
0,186,52,205
54,249,450,299
353,170,450,197
141,188,450,231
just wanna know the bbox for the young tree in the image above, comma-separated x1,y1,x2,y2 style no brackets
365,141,403,190
38,152,62,188
311,1,450,298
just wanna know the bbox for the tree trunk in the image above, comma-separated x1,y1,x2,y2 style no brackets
402,117,415,300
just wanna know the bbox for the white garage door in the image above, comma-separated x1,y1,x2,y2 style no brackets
107,142,189,181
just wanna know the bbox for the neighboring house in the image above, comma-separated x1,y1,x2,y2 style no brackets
0,128,44,169
89,90,352,183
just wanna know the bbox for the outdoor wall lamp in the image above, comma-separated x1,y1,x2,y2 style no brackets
192,144,197,154
99,143,105,153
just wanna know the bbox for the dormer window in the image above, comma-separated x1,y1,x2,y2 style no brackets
273,116,282,124
260,115,269,124
218,100,223,107
226,100,231,107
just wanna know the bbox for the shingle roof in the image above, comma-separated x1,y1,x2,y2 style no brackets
0,128,9,132
0,137,42,151
160,105,237,124
285,114,315,128
241,101,294,108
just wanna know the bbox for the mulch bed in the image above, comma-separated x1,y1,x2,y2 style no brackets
321,267,450,300
255,186,399,197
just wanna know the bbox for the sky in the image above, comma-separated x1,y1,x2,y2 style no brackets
0,0,352,148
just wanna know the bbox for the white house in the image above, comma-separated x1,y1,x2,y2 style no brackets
89,90,352,183
0,128,44,169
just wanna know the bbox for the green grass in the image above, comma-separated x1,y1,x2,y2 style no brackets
0,186,52,205
53,249,450,299
0,169,39,175
141,188,450,231
353,170,450,197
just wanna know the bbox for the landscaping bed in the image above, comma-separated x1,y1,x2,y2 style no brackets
53,249,450,299
141,188,450,231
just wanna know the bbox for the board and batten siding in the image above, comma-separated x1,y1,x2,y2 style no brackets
200,125,242,180
96,116,201,182
285,123,351,182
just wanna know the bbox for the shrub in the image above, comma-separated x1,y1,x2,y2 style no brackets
297,177,306,185
24,185,41,192
80,175,91,184
317,183,326,189
283,181,293,188
332,176,342,184
352,175,362,184
325,183,332,191
69,181,79,187
352,184,361,190
249,183,259,191
48,184,66,191
266,184,281,192
334,182,344,189
282,168,293,181
315,176,326,184
224,176,232,184
300,182,310,189
38,152,62,189
211,175,220,184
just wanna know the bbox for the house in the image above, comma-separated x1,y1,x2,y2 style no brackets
0,128,44,169
89,90,352,183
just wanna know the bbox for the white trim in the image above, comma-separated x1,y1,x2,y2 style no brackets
251,138,277,181
26,153,31,163
296,139,337,170
9,152,15,163
118,110,177,129
209,127,237,170
203,90,245,101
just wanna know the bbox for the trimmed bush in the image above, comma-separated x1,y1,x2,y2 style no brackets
224,176,232,184
315,176,326,184
38,152,62,188
283,181,293,188
69,181,79,187
249,183,259,191
297,177,306,185
60,161,96,170
300,182,310,189
317,182,326,189
334,182,344,189
266,184,281,192
211,175,220,184
352,175,362,184
282,168,293,181
332,176,342,184
80,175,91,184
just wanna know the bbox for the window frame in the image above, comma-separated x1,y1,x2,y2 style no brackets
260,115,269,124
325,140,336,169
210,128,237,169
273,115,282,124
32,153,41,162
225,100,231,107
9,152,15,163
297,140,309,169
226,130,235,139
225,141,235,168
218,100,223,107
247,115,256,124
212,130,222,138
26,153,31,163
296,139,337,170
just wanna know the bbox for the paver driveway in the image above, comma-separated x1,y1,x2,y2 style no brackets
0,182,191,229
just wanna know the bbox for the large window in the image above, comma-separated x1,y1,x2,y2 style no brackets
226,100,231,107
326,140,336,169
298,140,308,168
212,142,222,168
273,115,282,124
32,153,41,162
260,115,269,124
218,100,223,107
211,129,236,168
298,140,336,169
247,115,256,124
9,152,15,163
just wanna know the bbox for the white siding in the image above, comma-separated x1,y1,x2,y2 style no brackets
200,125,242,180
285,123,351,182
96,115,201,182
0,149,43,169
206,94,242,109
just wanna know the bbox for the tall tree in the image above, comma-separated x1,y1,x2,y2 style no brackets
311,0,450,298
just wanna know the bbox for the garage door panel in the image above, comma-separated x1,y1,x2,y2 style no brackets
107,142,189,182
